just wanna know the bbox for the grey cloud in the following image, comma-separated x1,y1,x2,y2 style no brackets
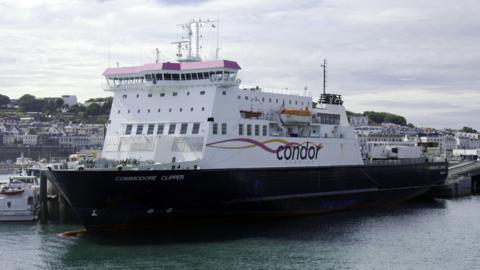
0,0,479,130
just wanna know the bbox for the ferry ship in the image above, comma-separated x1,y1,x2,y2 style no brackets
45,19,447,232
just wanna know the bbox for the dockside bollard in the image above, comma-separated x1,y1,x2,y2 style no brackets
40,172,48,224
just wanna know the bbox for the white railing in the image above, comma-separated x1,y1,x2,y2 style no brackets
240,84,310,97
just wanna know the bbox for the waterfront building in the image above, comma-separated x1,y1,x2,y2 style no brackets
61,95,78,107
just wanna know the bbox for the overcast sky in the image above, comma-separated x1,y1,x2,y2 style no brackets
0,0,479,130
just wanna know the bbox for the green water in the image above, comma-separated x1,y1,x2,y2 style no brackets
1,197,480,270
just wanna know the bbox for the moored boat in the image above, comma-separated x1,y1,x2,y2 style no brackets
0,175,39,221
44,19,447,233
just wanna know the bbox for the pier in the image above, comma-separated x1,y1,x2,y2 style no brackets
432,161,480,198
26,169,77,224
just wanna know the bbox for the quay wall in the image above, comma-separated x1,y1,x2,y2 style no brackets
0,145,73,162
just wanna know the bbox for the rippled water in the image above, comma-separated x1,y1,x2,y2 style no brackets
1,197,480,270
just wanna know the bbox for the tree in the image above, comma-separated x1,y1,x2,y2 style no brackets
363,111,407,126
462,126,478,133
0,94,10,106
18,94,45,112
55,98,64,108
86,103,102,115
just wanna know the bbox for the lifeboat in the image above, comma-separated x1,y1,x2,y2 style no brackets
280,107,312,124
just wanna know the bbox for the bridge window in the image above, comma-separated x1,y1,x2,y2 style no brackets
262,125,267,136
255,125,259,136
156,73,163,80
247,124,252,136
157,124,164,135
136,125,144,135
164,73,172,80
316,113,340,125
147,124,154,135
212,123,218,135
203,72,210,79
160,93,165,97
198,73,204,79
181,74,186,80
192,123,200,134
192,73,198,80
173,92,177,96
172,74,180,81
200,91,205,95
145,74,152,81
125,124,132,135
239,124,244,135
221,123,227,135
180,123,188,134
168,124,176,134
186,73,192,80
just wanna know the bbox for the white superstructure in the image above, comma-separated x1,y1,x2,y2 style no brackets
101,19,363,169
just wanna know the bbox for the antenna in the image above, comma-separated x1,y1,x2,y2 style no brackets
321,59,327,95
155,48,160,64
173,18,218,62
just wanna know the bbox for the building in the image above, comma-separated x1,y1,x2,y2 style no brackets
61,95,78,107
22,134,39,146
350,116,368,127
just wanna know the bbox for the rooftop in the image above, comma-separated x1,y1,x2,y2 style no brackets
103,60,241,76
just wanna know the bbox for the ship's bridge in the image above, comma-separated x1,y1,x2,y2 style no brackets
103,60,241,90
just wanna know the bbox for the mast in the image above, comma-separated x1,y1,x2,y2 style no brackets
173,18,219,62
321,59,327,95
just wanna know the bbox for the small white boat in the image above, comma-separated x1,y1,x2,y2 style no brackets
0,175,39,221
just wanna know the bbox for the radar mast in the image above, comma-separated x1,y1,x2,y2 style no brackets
173,18,218,62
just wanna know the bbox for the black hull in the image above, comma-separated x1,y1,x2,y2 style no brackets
44,162,447,232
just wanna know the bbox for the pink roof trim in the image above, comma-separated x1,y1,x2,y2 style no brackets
103,60,241,76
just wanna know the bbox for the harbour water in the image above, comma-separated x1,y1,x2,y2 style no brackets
0,197,479,269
